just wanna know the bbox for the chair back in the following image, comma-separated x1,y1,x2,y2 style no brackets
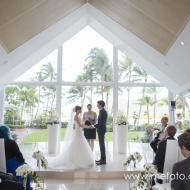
0,139,6,172
163,140,178,181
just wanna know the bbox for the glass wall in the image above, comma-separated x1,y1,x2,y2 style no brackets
4,85,56,128
174,95,190,131
2,26,172,144
62,27,113,82
15,49,58,82
118,50,159,83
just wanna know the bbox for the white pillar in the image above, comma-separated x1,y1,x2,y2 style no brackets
0,88,5,124
51,46,62,154
56,46,63,121
113,47,118,157
168,91,175,125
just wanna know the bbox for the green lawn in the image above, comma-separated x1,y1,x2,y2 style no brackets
23,128,145,143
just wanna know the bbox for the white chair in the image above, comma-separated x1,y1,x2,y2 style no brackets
153,140,185,189
163,140,178,177
0,139,6,172
156,140,179,183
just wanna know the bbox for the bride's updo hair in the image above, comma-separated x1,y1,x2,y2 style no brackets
74,106,81,112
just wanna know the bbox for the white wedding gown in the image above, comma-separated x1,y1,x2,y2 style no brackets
49,120,94,170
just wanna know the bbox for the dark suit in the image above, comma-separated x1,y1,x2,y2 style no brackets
171,157,190,190
154,136,175,173
95,108,107,161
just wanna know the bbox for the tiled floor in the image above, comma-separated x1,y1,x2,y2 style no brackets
19,141,153,172
42,179,130,190
19,142,153,189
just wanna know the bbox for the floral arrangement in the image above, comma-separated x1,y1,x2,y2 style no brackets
136,163,157,189
117,111,127,125
16,164,44,190
32,150,48,169
123,152,142,168
16,164,33,178
47,110,59,125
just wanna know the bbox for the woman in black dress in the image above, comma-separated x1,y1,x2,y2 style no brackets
83,104,97,151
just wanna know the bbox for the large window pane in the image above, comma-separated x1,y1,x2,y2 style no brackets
15,49,58,82
62,26,113,82
175,95,190,131
118,87,168,142
4,85,56,127
118,50,159,83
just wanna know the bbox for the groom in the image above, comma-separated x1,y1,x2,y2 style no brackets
95,100,107,165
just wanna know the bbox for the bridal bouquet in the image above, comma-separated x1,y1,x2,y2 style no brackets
123,152,142,168
32,150,48,169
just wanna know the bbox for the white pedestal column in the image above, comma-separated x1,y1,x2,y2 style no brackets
48,124,60,155
117,124,128,154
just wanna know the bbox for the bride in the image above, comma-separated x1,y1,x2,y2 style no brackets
49,106,95,169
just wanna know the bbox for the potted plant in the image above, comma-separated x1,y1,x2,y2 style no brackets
116,111,128,154
47,111,60,155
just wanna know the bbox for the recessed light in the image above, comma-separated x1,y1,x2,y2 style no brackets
180,41,185,46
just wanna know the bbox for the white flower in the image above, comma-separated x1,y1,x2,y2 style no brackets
144,163,157,175
135,163,157,189
123,152,142,166
133,152,142,162
16,164,33,177
32,150,48,169
117,111,127,125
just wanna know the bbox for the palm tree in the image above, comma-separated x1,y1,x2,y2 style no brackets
40,63,56,118
137,96,154,124
119,57,134,122
85,48,112,108
67,73,89,108
34,72,45,119
24,86,38,124
133,66,148,126
41,62,56,81
176,96,189,118
146,87,160,125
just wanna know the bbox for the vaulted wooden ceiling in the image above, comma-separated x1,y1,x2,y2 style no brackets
0,0,86,52
0,0,190,54
89,0,190,54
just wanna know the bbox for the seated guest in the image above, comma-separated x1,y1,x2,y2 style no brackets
150,116,168,153
154,125,176,173
0,125,32,190
171,132,190,190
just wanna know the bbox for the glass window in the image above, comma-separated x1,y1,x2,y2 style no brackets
118,86,168,142
62,26,113,82
4,85,56,128
15,49,58,82
118,50,159,83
